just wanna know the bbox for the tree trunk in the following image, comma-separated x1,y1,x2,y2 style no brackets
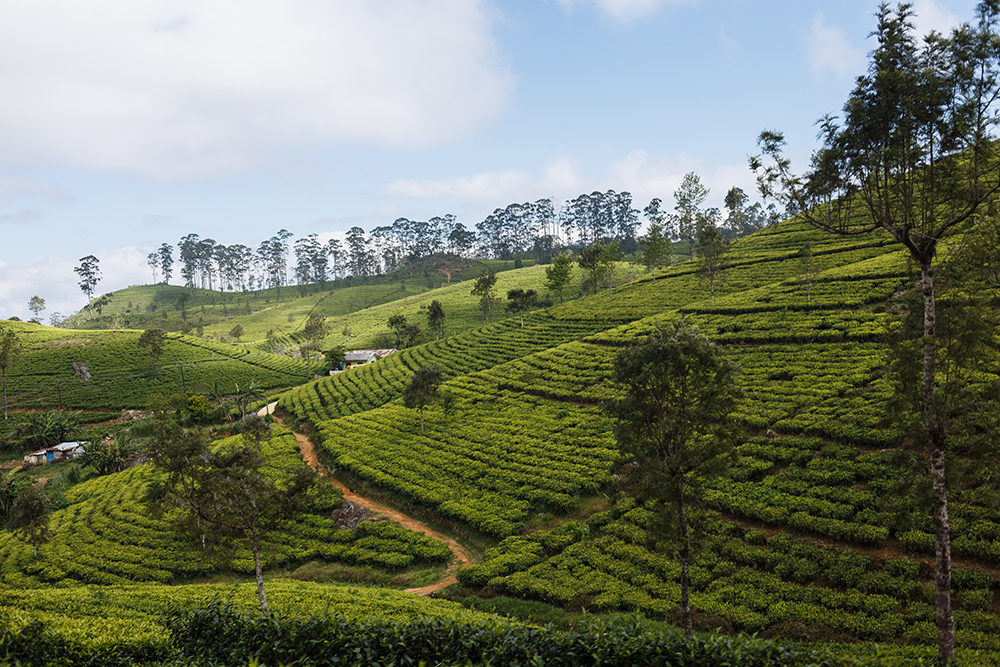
419,405,424,432
2,367,7,420
920,261,954,660
252,536,268,612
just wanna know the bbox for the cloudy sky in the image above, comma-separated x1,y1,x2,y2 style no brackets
0,0,978,321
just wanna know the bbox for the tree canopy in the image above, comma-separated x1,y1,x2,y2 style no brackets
605,320,740,638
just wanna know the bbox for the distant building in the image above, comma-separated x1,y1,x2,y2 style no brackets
342,349,397,370
23,441,85,466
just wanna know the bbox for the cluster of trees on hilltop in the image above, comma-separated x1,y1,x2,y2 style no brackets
137,183,778,295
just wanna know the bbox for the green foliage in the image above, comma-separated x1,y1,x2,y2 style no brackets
7,485,51,556
402,364,444,431
545,251,574,305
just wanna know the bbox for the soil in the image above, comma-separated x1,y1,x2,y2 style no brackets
260,402,471,595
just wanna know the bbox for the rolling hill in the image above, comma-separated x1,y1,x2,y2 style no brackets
2,215,999,665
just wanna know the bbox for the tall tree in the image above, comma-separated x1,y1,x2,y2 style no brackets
138,329,167,380
578,241,606,295
0,324,23,420
147,251,159,284
387,314,408,348
27,296,45,324
158,243,174,284
605,321,740,638
74,255,101,319
544,252,573,305
302,313,329,355
696,223,728,301
427,300,446,340
178,234,201,290
674,172,709,260
7,485,51,557
505,288,537,327
146,423,329,612
750,3,1000,657
723,187,749,240
403,364,445,432
471,269,499,325
640,221,673,278
598,240,621,301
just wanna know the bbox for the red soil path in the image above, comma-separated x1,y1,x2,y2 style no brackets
260,402,470,595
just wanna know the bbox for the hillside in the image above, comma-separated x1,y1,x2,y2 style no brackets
2,215,999,664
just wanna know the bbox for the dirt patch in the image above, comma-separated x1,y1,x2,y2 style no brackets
265,406,470,596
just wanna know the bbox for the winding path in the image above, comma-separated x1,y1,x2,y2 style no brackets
259,402,471,595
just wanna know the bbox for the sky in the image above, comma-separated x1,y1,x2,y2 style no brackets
0,0,981,321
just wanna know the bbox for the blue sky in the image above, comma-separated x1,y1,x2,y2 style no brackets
0,0,980,320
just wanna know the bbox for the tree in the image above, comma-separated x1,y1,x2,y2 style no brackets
427,300,446,340
158,243,174,284
27,296,45,324
0,468,31,520
145,424,330,612
471,269,499,325
323,345,346,371
640,221,673,278
674,172,709,259
302,313,329,353
544,252,573,305
387,314,408,348
723,187,749,240
74,255,101,319
229,324,244,343
80,438,135,475
604,321,740,638
506,288,537,327
592,240,621,301
4,411,80,452
0,324,23,420
578,241,606,295
138,329,167,380
147,251,159,284
749,3,1000,657
696,223,728,301
8,485,52,557
403,364,445,432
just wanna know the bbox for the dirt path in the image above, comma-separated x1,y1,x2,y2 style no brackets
259,402,470,595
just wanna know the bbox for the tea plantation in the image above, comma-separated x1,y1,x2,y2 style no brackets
3,214,1000,665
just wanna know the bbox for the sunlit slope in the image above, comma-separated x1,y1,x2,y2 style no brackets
5,322,317,410
277,312,610,423
271,262,592,351
549,219,896,321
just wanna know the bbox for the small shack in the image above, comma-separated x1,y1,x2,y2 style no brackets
23,441,85,466
343,350,379,369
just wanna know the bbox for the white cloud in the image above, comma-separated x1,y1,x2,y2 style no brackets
0,1,514,181
553,0,692,24
540,158,583,193
386,170,531,202
808,11,865,78
608,150,702,204
911,0,962,38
